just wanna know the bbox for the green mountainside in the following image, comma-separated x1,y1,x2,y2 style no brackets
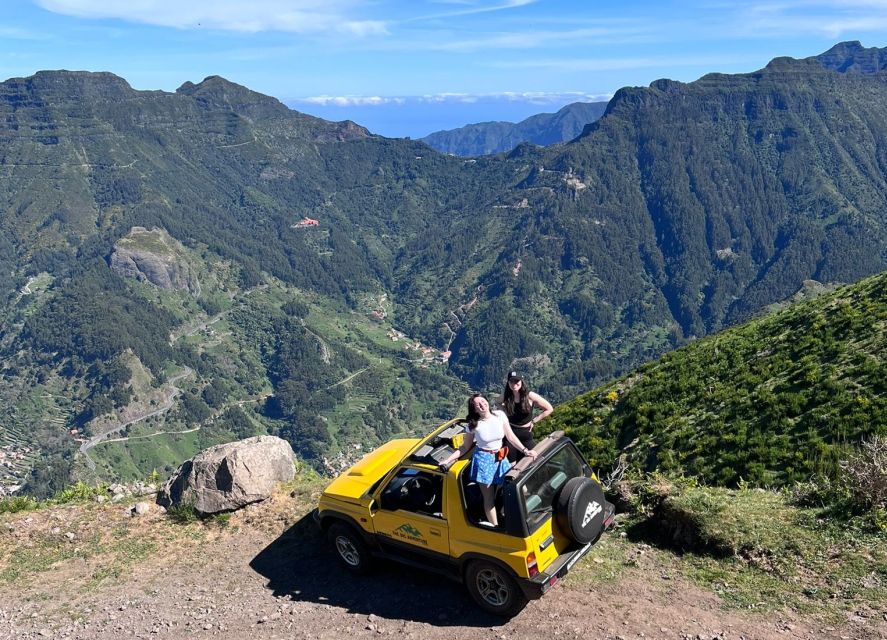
399,41,887,395
2,227,467,496
420,100,608,156
2,42,887,493
547,270,887,487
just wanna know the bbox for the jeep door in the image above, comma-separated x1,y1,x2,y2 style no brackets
372,466,450,557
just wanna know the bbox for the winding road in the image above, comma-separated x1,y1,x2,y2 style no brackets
78,367,193,470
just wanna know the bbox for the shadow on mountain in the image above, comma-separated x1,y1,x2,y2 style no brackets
249,513,502,627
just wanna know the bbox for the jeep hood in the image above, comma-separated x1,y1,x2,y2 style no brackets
322,438,419,503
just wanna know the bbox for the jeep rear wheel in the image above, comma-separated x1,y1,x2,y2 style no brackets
465,560,527,617
328,523,372,574
555,476,607,545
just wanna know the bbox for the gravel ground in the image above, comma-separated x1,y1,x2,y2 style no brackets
1,490,884,640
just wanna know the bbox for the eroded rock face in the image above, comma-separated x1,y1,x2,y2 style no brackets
313,120,371,142
157,436,295,515
109,227,200,294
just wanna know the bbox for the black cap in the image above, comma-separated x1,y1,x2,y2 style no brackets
507,371,521,383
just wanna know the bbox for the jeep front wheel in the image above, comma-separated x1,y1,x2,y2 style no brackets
328,523,372,574
465,560,527,617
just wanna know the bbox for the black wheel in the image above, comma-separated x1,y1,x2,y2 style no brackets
555,476,607,544
327,523,372,574
465,560,528,617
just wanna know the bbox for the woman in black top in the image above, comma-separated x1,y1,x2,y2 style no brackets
499,371,553,462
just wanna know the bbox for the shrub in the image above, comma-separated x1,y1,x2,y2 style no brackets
788,474,849,509
54,481,106,504
166,503,199,524
841,435,887,511
0,496,39,514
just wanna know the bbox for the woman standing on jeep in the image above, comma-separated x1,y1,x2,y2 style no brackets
500,371,553,463
438,393,537,527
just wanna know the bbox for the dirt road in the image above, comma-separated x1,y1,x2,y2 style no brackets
0,488,883,640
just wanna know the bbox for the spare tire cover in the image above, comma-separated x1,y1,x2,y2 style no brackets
555,477,606,544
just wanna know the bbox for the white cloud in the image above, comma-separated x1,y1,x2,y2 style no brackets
410,0,536,21
733,1,887,37
35,0,388,35
293,95,406,106
388,24,658,53
491,55,756,73
419,91,612,103
420,92,476,103
290,92,612,107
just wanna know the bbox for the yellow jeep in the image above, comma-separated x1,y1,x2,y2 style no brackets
314,420,615,616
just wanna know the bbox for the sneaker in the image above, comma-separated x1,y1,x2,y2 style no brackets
478,520,496,528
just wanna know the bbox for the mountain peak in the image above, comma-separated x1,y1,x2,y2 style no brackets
176,75,254,96
176,75,279,103
814,41,887,74
1,70,135,100
176,75,288,118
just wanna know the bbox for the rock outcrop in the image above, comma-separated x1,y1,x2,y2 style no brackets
156,436,295,515
109,227,200,295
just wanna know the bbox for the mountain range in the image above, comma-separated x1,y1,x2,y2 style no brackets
2,41,887,493
420,100,608,156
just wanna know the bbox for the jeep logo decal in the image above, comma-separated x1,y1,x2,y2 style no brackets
582,501,602,528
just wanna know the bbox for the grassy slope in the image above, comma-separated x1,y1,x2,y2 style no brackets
545,271,887,486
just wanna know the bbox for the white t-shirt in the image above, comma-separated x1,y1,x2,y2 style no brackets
473,410,507,450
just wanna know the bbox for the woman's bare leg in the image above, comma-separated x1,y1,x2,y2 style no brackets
480,484,497,526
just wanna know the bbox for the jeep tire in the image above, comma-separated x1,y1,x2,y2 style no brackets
465,560,528,617
555,476,607,545
328,523,372,574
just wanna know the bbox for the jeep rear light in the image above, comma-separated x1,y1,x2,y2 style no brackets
526,552,539,577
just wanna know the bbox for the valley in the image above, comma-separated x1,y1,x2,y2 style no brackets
0,43,886,496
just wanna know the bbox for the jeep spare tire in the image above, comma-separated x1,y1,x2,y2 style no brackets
555,477,606,544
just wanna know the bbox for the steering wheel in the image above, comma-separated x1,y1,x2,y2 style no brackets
404,476,436,507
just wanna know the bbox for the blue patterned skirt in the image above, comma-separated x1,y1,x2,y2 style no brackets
470,450,512,486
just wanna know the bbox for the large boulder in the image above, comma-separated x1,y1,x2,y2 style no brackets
157,436,295,515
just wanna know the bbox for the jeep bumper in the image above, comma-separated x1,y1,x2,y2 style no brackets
520,502,616,599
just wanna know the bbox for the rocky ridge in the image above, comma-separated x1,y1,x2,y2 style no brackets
109,227,200,295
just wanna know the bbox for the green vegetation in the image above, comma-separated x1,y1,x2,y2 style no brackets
0,495,39,514
547,271,887,487
165,503,200,524
0,481,108,514
595,473,887,619
4,43,887,493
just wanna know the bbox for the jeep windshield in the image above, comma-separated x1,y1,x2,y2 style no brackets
518,443,589,531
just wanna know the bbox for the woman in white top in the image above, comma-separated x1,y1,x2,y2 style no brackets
439,393,538,526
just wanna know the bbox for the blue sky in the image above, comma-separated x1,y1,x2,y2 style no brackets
2,1,887,137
